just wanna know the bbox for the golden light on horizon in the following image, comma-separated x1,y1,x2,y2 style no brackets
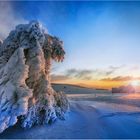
52,76,140,90
52,79,127,89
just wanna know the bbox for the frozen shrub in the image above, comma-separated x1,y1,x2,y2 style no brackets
0,21,68,133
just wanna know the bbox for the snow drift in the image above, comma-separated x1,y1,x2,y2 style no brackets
0,21,69,133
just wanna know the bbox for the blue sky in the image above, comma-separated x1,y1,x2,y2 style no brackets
0,1,140,88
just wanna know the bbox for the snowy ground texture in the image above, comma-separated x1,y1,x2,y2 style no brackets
1,85,140,138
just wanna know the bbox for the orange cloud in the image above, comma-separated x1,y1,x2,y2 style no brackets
100,76,140,81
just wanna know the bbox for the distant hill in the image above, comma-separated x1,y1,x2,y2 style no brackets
112,85,135,93
52,83,110,94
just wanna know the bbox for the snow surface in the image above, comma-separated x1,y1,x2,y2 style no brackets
1,90,140,138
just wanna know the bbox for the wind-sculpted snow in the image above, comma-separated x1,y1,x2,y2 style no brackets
0,21,68,133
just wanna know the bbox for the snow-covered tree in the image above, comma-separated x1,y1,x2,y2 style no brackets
0,21,69,133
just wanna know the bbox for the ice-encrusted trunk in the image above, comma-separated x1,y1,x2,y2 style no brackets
0,21,68,133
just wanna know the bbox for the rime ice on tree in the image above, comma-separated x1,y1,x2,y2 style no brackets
0,21,69,133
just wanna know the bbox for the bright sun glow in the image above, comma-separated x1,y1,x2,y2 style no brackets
131,80,139,86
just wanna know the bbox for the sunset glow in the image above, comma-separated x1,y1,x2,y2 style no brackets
52,78,128,89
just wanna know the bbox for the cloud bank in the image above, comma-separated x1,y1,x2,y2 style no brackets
51,74,69,82
51,65,126,82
